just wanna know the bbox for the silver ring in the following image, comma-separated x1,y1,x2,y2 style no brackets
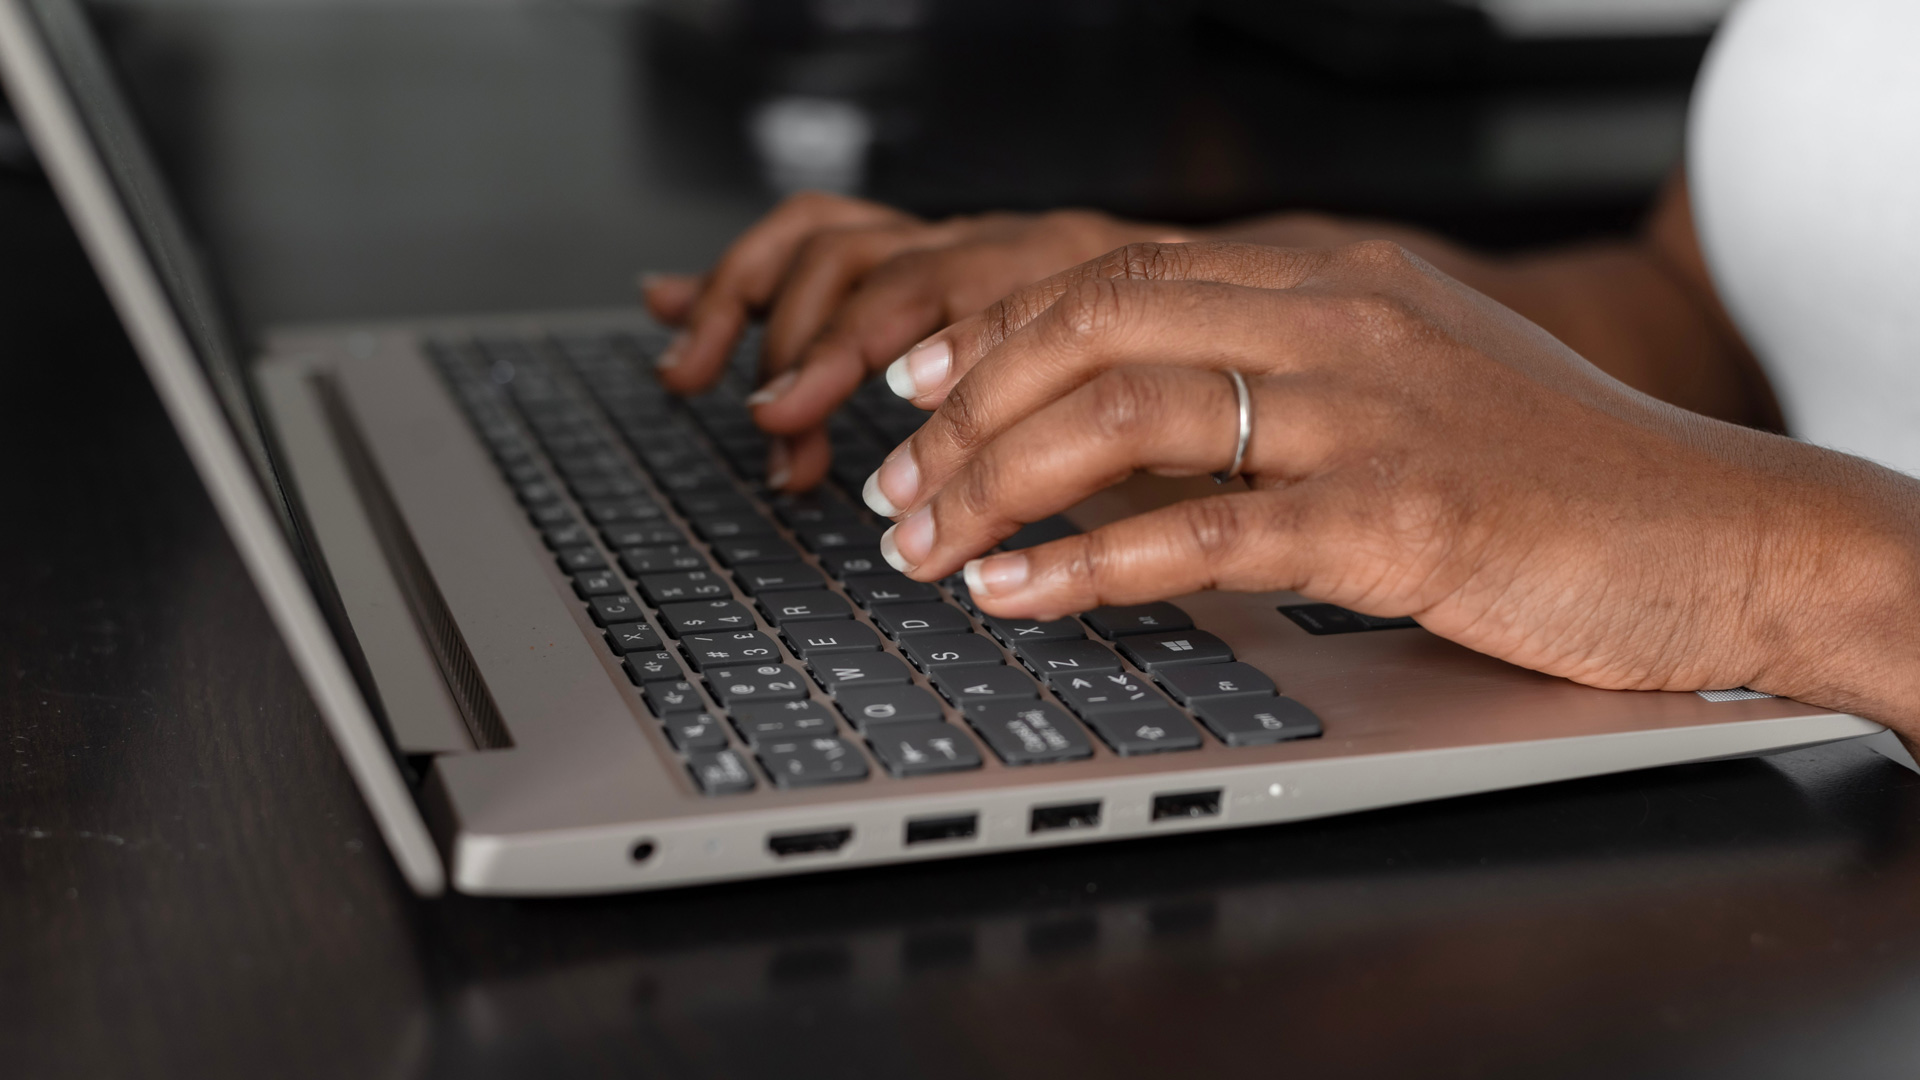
1212,369,1252,484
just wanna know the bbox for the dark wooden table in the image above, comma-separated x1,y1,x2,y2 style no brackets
9,8,1920,1078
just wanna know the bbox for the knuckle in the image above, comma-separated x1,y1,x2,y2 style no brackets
1053,277,1129,340
933,380,992,454
948,456,1003,525
1180,496,1250,563
1338,238,1419,276
1083,368,1158,443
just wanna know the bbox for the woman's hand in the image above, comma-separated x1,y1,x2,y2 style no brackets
642,191,1183,488
859,239,1920,734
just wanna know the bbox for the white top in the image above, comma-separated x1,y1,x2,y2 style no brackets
1691,0,1920,475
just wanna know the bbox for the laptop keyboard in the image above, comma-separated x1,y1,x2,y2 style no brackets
427,329,1324,795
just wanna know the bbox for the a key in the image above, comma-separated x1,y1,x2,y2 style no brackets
585,497,666,525
569,475,648,501
844,573,943,608
620,546,710,575
730,699,839,745
704,663,809,708
734,562,827,596
657,599,756,637
818,548,888,579
674,492,757,520
603,622,664,655
898,632,1003,672
756,589,855,626
756,736,870,788
527,502,578,529
661,711,730,752
963,701,1094,765
543,522,596,550
678,630,781,671
1119,629,1236,672
865,722,984,777
686,749,757,795
1014,639,1122,676
932,665,1040,706
769,492,859,529
690,514,777,543
796,522,883,553
1081,602,1194,639
601,523,687,549
1192,696,1324,746
573,568,627,598
781,620,883,658
710,536,805,568
638,571,730,605
1155,661,1277,704
871,602,973,639
623,650,684,683
808,652,913,693
982,615,1084,646
835,685,945,730
643,680,705,715
1048,670,1165,715
1080,706,1203,755
588,593,645,626
556,545,608,572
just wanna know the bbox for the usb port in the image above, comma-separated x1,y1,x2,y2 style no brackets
904,813,978,845
1030,801,1102,833
1151,789,1222,822
767,828,853,857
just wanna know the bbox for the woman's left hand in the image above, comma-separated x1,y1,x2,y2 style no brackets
858,240,1920,733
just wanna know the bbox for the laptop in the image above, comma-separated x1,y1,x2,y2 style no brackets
0,0,1883,898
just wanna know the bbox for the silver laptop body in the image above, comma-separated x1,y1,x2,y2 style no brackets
0,0,1881,898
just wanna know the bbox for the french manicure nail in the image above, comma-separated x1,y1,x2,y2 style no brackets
655,331,689,370
879,525,913,573
765,437,792,490
885,339,952,400
891,506,935,568
862,470,899,517
864,450,919,517
964,553,1029,598
745,370,798,407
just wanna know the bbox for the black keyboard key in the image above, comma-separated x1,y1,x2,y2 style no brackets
704,663,809,708
769,492,859,529
687,749,757,795
623,650,684,683
658,466,733,496
756,589,855,625
556,545,608,572
542,522,596,550
569,475,648,501
1048,670,1165,715
661,712,730,752
1193,696,1324,746
730,700,839,745
619,546,711,575
572,568,627,598
588,593,646,626
528,502,578,529
734,562,827,596
643,680,705,715
585,497,666,525
818,548,888,579
1155,662,1277,704
1080,706,1203,755
690,514,776,543
981,615,1084,646
1279,603,1420,635
673,491,757,519
933,665,1040,706
796,522,883,553
657,599,756,636
1014,639,1121,676
836,685,945,730
871,602,972,639
844,573,942,608
757,736,870,788
809,652,913,693
963,702,1094,765
604,622,664,654
866,722,984,777
679,630,781,671
781,620,883,658
1119,629,1235,671
1082,602,1194,639
710,536,804,568
601,523,687,549
899,632,1004,672
515,480,564,507
637,570,731,605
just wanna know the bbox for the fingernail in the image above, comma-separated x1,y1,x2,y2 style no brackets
654,331,689,371
765,437,791,489
862,450,918,517
885,339,951,400
880,506,935,573
745,370,798,407
964,553,1029,598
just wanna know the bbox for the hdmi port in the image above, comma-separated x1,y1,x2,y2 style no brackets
768,828,853,857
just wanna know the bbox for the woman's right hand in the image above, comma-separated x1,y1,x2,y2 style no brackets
642,191,1184,489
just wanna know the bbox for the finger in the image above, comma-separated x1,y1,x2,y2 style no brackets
640,272,700,324
656,192,912,394
877,366,1334,580
760,223,957,375
765,425,833,492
